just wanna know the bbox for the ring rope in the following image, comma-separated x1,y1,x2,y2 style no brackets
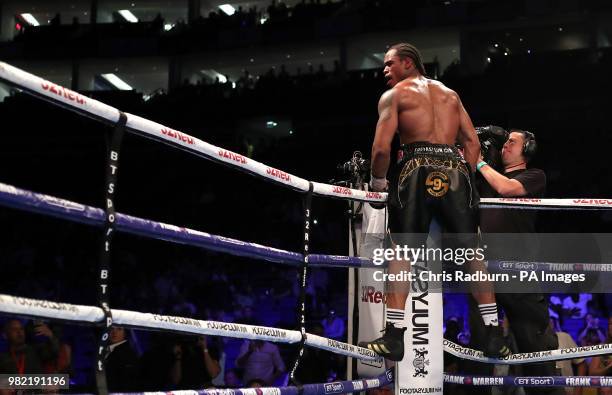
443,338,612,364
4,182,612,273
1,293,609,364
2,61,612,210
74,369,394,395
486,260,612,273
0,62,385,204
0,181,367,268
480,198,612,210
0,293,382,362
444,374,612,387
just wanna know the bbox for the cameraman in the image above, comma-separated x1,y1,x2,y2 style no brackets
477,128,545,232
468,128,562,395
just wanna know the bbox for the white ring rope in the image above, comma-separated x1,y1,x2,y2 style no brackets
444,339,612,364
2,61,611,210
0,61,385,205
1,293,609,365
0,293,381,363
480,197,612,210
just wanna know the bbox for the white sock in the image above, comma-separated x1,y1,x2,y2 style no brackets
479,303,499,326
385,308,405,326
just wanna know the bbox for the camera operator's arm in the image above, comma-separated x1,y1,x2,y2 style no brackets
477,161,527,197
456,98,480,170
370,89,398,190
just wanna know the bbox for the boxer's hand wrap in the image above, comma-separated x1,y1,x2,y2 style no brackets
369,175,388,192
369,175,388,209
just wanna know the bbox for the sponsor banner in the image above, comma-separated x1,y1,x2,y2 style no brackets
323,382,345,394
365,379,380,388
513,377,554,386
357,204,388,377
445,375,612,387
351,380,365,391
398,248,444,395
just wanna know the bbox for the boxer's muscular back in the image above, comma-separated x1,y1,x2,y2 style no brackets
395,76,461,145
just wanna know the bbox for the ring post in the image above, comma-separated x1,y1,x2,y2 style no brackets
95,112,127,395
289,182,314,384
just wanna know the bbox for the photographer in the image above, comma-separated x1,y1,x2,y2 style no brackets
468,127,561,395
0,319,59,374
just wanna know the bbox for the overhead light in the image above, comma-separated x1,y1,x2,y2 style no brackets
118,10,138,23
266,121,278,128
289,130,294,135
200,69,227,83
101,73,133,90
504,52,508,56
20,13,40,26
218,4,236,16
494,43,499,48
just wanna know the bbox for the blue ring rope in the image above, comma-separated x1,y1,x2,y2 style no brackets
0,182,370,268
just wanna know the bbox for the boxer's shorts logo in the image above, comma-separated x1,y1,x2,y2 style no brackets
425,171,449,197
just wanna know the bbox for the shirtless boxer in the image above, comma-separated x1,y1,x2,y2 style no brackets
359,43,509,361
